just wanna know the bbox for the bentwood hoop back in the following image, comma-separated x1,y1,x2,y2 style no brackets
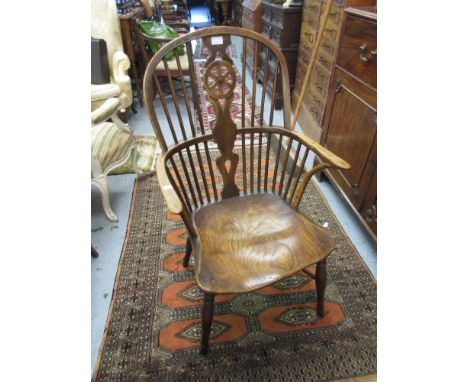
142,26,293,152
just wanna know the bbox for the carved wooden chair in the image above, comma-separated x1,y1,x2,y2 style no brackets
91,97,136,221
144,27,350,354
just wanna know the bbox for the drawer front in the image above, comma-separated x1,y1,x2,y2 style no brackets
269,24,301,49
316,51,334,72
303,0,321,15
270,11,284,29
262,21,272,39
302,9,320,30
338,14,377,89
319,35,338,59
263,5,272,22
295,58,308,89
304,93,323,122
299,21,316,52
328,5,343,26
310,65,329,92
323,20,340,43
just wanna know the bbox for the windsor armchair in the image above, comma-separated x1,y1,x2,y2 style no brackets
144,26,294,266
144,27,350,354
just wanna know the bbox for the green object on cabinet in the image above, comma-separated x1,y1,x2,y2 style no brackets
138,21,184,60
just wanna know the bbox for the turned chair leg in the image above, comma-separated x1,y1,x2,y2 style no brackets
183,237,192,267
316,259,327,317
200,293,215,355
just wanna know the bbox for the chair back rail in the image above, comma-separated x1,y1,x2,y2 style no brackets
163,127,332,216
143,27,292,152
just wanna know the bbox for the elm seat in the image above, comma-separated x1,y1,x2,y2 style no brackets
193,193,336,294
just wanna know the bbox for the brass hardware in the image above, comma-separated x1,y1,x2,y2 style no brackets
359,44,377,62
304,31,314,43
351,184,359,197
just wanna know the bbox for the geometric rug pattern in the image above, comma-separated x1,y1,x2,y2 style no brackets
93,167,376,381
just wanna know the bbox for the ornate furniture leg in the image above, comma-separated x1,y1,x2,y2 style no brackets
200,293,215,355
183,236,192,267
94,175,118,222
316,259,327,317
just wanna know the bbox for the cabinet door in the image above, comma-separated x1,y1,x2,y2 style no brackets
324,73,377,210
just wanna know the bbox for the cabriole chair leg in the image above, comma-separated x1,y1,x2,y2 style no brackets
94,176,118,222
200,293,215,355
316,259,327,317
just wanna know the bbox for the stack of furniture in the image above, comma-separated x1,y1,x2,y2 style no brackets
318,5,377,239
232,0,244,26
260,1,303,109
292,0,377,239
241,0,263,70
292,0,375,140
118,6,146,106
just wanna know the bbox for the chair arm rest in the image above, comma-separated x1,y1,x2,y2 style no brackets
91,97,120,124
293,131,350,170
111,51,132,107
290,130,350,210
112,50,131,79
156,156,183,214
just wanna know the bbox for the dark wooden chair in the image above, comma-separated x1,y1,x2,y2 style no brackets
144,27,350,354
134,24,190,76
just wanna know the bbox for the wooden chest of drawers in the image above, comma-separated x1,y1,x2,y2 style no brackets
242,0,263,69
260,1,303,109
293,0,347,141
320,6,377,240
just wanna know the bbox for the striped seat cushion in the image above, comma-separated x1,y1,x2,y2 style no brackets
91,122,133,173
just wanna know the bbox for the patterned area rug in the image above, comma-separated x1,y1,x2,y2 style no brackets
93,165,377,381
110,135,158,175
193,41,237,61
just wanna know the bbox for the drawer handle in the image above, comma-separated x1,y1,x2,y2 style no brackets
304,31,314,43
359,44,377,62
